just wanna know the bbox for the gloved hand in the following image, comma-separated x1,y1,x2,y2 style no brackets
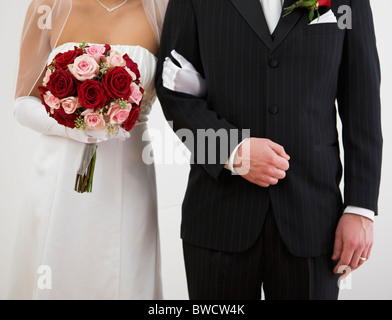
14,96,129,144
162,50,207,97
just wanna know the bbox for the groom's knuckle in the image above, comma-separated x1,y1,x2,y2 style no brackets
266,155,276,165
348,239,358,249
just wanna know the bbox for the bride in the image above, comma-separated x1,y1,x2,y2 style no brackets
9,0,204,300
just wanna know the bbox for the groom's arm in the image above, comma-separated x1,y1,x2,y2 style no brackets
156,0,246,180
336,0,382,215
333,0,382,274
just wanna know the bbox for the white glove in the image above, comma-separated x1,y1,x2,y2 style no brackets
162,50,207,97
14,96,128,144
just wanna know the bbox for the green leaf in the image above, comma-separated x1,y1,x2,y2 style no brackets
303,0,318,7
309,9,315,21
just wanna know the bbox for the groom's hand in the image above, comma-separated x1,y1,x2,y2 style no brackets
332,213,374,278
234,138,290,188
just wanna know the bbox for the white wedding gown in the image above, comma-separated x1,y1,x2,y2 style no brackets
7,43,162,300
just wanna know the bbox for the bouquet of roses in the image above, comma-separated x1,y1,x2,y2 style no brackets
38,42,144,193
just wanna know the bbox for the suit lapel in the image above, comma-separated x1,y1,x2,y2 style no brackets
271,0,304,51
231,0,304,51
230,0,273,49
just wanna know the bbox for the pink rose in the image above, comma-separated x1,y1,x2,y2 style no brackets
107,51,125,67
85,45,106,63
107,102,131,125
60,97,80,114
44,91,60,111
68,55,100,81
128,82,143,105
124,66,137,81
43,69,53,87
82,109,106,130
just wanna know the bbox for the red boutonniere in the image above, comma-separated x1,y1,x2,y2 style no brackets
284,0,332,22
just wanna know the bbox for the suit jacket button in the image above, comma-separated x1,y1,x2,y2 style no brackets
269,59,279,68
269,105,279,114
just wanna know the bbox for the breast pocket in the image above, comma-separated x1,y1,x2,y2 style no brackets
303,22,341,37
298,18,345,66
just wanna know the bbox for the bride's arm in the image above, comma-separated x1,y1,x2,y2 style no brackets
13,1,102,144
14,96,100,144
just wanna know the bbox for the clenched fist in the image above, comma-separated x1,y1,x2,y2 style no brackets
233,138,290,188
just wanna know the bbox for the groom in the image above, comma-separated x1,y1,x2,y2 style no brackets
156,0,382,300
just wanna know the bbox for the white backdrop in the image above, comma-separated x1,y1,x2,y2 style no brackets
0,0,391,300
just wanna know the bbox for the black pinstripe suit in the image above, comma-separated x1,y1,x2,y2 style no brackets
156,0,382,299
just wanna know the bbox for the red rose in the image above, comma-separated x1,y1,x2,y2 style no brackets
78,79,108,110
46,69,78,99
102,66,133,99
318,0,331,8
123,106,141,131
123,54,141,80
52,107,78,129
53,47,84,69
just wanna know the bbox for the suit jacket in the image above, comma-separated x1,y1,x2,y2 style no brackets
156,0,382,257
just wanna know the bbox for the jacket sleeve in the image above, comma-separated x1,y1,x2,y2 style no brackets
337,0,383,214
156,0,246,181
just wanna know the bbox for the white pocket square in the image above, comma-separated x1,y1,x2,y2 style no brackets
308,9,337,25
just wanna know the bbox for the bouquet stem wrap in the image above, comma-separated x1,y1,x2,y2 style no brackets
75,143,98,193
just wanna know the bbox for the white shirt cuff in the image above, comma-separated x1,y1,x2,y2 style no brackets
225,138,250,174
344,206,375,222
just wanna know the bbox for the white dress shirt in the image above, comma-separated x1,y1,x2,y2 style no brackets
225,0,375,221
260,0,285,33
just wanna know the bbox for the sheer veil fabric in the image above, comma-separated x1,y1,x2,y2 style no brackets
15,0,168,98
142,0,168,45
15,0,72,98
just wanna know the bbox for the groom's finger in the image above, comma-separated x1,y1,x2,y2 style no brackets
332,234,343,262
256,174,279,186
273,168,287,180
273,155,290,172
334,246,354,276
268,141,290,161
350,249,364,271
